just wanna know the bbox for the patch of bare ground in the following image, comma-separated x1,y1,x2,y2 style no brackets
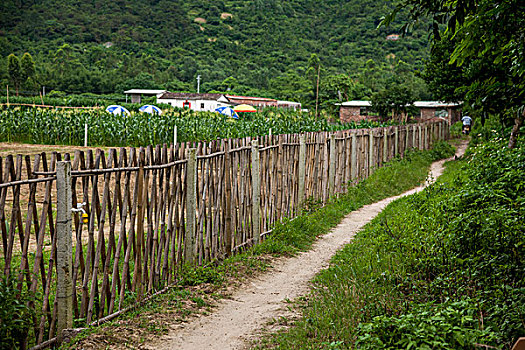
65,255,274,350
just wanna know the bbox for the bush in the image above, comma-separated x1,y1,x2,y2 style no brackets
0,275,34,350
356,299,498,349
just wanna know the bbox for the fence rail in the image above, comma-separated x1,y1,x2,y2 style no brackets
0,121,449,348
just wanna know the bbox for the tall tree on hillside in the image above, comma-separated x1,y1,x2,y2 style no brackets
382,0,525,148
20,52,36,90
7,54,21,96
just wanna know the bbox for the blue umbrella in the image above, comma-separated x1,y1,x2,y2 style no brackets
139,104,162,115
215,106,239,119
106,105,130,116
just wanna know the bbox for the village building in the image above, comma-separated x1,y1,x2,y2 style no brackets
157,92,301,112
124,89,167,104
339,100,462,124
156,92,231,112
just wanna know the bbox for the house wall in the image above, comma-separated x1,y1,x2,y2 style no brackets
131,94,141,104
418,107,462,124
340,106,369,122
157,98,229,112
419,108,437,120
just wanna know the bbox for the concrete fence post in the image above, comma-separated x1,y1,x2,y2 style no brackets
251,140,261,245
328,134,336,196
56,161,73,344
223,141,233,257
368,129,374,176
351,133,357,180
84,123,88,147
298,135,306,208
184,148,197,264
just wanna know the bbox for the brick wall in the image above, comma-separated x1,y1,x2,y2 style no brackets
340,106,368,123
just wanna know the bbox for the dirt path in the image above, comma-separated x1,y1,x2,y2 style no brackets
146,141,468,350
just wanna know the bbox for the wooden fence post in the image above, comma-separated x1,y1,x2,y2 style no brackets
328,134,336,196
298,135,306,208
185,148,197,264
251,140,261,245
383,128,388,163
223,141,232,257
368,129,374,176
351,133,357,180
56,161,73,343
417,125,422,150
412,125,417,149
394,126,399,156
424,124,429,149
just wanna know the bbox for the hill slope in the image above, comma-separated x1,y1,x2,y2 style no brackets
0,0,431,105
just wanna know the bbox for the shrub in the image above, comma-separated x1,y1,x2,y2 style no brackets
0,275,34,350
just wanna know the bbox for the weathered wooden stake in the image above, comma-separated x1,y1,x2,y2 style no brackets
56,161,73,343
418,125,423,150
383,128,388,163
394,127,399,156
412,125,417,149
351,133,357,179
368,129,374,176
184,148,197,264
251,140,261,245
298,135,306,208
328,134,336,196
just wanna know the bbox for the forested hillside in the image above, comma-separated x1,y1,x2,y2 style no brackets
0,0,432,108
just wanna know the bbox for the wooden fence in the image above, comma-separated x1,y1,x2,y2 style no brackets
0,121,449,348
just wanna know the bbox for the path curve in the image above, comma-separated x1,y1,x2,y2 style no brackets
147,141,468,350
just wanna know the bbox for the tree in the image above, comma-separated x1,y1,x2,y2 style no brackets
20,52,36,90
370,84,415,122
7,54,21,95
382,0,525,147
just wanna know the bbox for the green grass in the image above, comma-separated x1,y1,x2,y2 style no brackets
256,137,524,350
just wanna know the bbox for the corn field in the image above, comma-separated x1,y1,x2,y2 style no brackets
0,107,392,147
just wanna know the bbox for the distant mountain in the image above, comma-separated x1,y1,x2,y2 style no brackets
0,0,432,107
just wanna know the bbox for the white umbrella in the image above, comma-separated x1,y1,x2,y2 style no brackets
215,106,239,119
106,105,130,116
139,104,162,115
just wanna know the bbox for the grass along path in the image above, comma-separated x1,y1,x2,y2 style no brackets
142,141,467,350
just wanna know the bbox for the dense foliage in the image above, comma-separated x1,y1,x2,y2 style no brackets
384,0,525,146
259,127,524,348
0,0,433,110
0,275,34,350
0,107,393,147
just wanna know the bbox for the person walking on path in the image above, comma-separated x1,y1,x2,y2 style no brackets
461,115,473,135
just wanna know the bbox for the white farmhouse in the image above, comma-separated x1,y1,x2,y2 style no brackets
157,93,231,112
